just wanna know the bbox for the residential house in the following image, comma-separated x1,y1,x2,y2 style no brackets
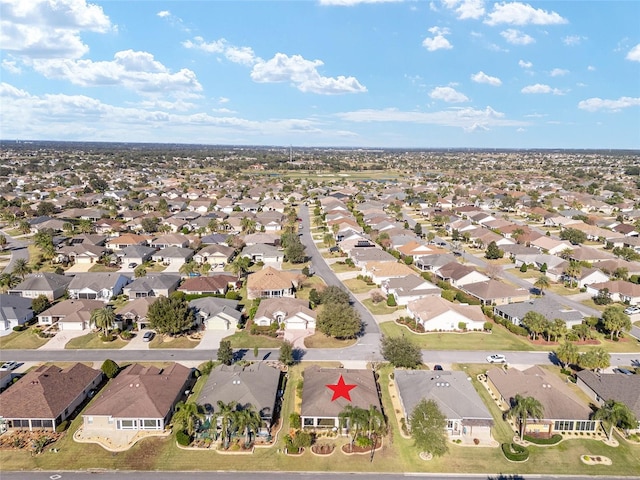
435,262,490,288
197,363,281,431
586,280,640,306
0,363,102,431
407,296,486,332
82,363,192,439
576,370,640,432
193,244,235,267
151,246,194,267
529,237,574,255
122,274,181,299
106,233,150,250
240,244,284,265
570,267,610,289
487,366,598,437
57,243,107,265
493,296,584,328
246,266,299,300
362,261,416,286
568,246,615,264
67,273,130,302
349,248,395,267
37,299,105,330
118,245,157,266
253,297,317,330
115,297,158,330
190,297,242,330
461,280,530,306
394,369,493,440
178,274,238,296
301,366,382,430
242,232,280,246
414,254,457,273
149,234,190,249
8,272,72,301
0,294,34,331
381,274,441,306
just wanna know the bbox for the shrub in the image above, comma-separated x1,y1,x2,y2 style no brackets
176,430,192,446
441,290,456,302
120,330,132,340
501,443,529,462
458,322,467,331
55,420,69,433
101,359,120,379
386,294,397,307
12,325,27,332
483,322,493,332
520,263,528,273
225,291,240,300
100,333,114,342
289,412,301,429
524,434,562,445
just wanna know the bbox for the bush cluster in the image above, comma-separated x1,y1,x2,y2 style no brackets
523,434,562,445
501,443,529,462
176,430,192,446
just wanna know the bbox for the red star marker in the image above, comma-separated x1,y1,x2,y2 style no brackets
326,374,357,402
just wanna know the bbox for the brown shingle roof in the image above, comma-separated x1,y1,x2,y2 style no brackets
0,363,102,419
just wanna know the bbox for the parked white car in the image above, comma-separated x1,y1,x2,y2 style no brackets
623,306,640,315
486,354,507,364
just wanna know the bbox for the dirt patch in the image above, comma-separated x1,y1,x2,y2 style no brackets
341,437,382,454
311,443,335,455
0,430,63,452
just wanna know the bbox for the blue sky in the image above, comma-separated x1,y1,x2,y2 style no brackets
1,0,639,149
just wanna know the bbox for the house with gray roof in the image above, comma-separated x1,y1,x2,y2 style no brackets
8,272,72,301
239,243,283,265
118,245,156,266
0,294,34,331
190,297,242,331
493,296,584,328
151,246,194,267
253,297,316,331
197,363,281,430
461,279,530,306
576,370,640,432
122,274,181,300
414,253,457,272
394,369,493,440
381,274,441,306
67,273,130,302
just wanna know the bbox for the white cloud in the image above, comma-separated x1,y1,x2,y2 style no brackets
549,68,569,77
429,86,469,103
319,0,404,4
335,106,528,130
626,44,640,62
225,46,258,66
562,35,585,46
422,26,453,51
587,65,596,71
218,97,230,104
501,29,534,45
157,10,171,18
183,37,259,65
183,37,228,55
518,59,532,68
250,53,367,95
485,2,568,26
440,0,485,20
578,96,640,112
521,83,563,95
471,71,502,86
31,50,202,97
0,0,112,59
1,59,21,74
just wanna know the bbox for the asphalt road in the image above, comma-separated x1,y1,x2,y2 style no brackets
1,229,29,274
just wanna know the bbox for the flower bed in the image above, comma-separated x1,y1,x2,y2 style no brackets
311,443,335,455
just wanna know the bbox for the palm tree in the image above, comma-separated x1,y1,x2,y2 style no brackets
534,274,550,295
364,405,386,461
240,217,257,234
12,258,31,280
18,220,31,235
230,256,251,278
564,262,582,288
339,405,368,451
555,341,578,369
89,306,116,336
0,273,20,293
179,260,197,277
0,234,7,251
216,400,238,448
235,407,262,446
507,394,544,439
593,400,637,440
173,401,204,437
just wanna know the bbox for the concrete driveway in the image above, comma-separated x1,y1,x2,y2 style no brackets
38,329,87,350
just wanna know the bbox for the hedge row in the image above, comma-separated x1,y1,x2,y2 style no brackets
524,434,562,445
501,442,529,462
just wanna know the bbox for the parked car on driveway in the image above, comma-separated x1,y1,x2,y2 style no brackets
486,354,506,364
0,361,19,371
623,306,640,315
142,331,155,342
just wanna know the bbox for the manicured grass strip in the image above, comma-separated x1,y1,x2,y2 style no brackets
303,332,356,348
65,333,127,350
223,330,283,348
149,335,199,349
0,328,49,349
360,298,402,316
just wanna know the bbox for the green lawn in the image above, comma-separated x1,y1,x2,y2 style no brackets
0,327,49,349
342,278,374,294
223,329,283,348
379,321,536,351
148,335,199,349
360,298,403,316
295,276,326,302
330,262,358,273
65,333,127,350
303,332,357,348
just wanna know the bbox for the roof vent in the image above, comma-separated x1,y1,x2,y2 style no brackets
445,382,450,387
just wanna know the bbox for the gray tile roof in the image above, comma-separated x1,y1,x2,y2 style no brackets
394,369,493,423
494,297,584,325
10,272,72,292
576,370,640,418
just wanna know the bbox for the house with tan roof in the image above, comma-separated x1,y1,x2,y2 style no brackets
435,262,490,288
193,244,235,266
487,366,597,437
529,236,574,255
115,297,158,330
407,296,486,332
301,366,382,430
178,274,238,296
82,363,192,441
246,266,299,300
586,280,640,306
253,297,316,331
461,280,530,306
0,363,102,431
37,299,105,331
362,260,416,285
106,233,151,250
